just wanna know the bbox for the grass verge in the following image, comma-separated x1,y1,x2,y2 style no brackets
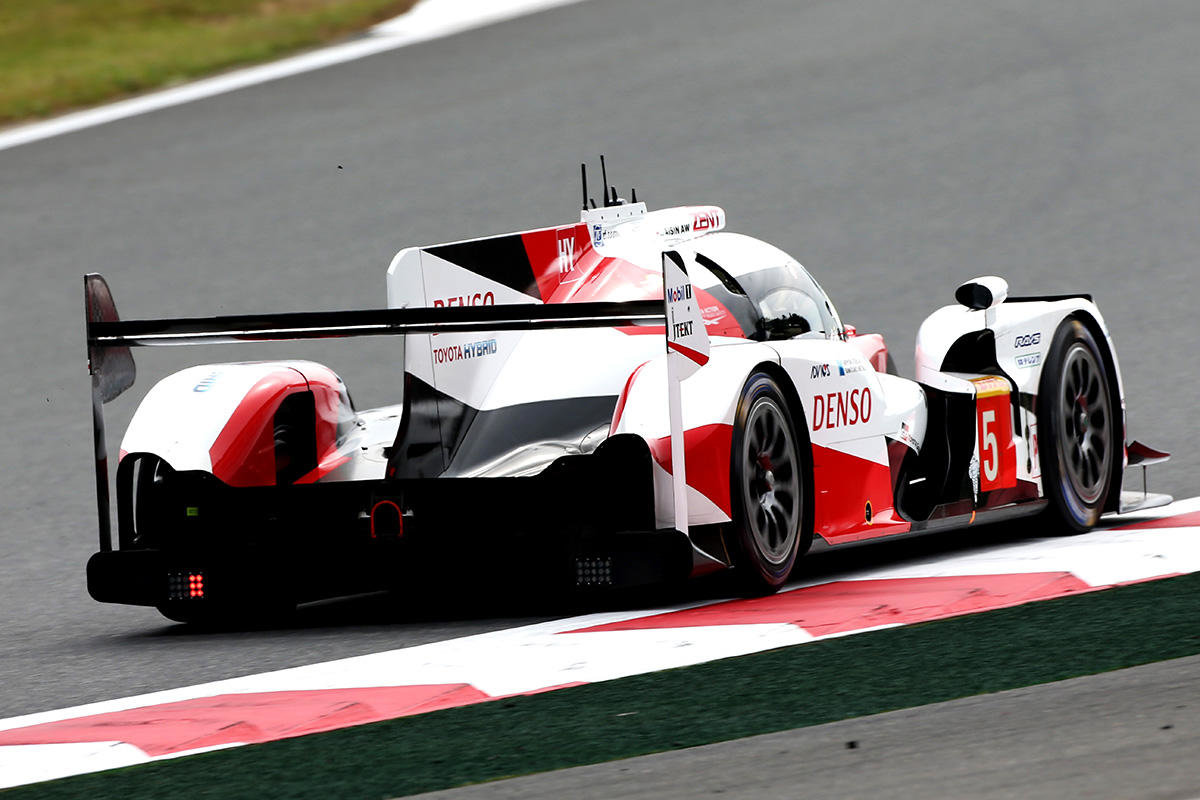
9,571,1200,799
0,0,419,126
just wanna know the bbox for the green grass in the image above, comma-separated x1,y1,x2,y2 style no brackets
9,571,1200,799
0,0,419,126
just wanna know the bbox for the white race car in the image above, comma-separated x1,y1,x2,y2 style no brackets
84,162,1170,622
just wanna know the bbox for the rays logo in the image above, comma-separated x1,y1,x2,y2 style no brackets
557,230,580,284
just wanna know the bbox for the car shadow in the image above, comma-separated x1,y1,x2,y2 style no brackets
143,515,1069,636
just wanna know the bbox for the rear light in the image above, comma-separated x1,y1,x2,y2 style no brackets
370,501,404,540
167,570,206,601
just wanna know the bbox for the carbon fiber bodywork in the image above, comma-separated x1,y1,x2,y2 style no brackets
87,433,690,608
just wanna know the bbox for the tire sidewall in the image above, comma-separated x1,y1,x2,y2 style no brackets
1038,319,1113,531
729,372,808,591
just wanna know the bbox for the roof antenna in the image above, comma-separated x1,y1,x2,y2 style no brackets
580,163,589,212
610,186,619,205
631,186,638,204
600,154,611,207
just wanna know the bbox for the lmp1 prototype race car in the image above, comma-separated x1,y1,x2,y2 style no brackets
85,162,1171,622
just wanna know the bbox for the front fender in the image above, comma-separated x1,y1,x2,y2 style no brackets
916,298,1125,405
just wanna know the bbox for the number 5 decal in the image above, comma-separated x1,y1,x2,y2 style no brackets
973,377,1016,492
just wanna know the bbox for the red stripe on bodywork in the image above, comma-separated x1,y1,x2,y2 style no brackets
610,360,650,435
569,572,1093,635
811,443,909,543
647,423,734,516
668,341,710,366
519,226,745,336
294,454,352,485
209,369,308,487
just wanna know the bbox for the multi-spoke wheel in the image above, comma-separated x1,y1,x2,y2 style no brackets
729,372,812,593
1038,319,1115,531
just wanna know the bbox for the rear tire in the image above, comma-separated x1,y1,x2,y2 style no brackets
1038,319,1115,532
728,372,812,593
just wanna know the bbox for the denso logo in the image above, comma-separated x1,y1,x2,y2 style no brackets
433,292,495,308
693,210,722,231
1014,332,1042,348
812,388,872,431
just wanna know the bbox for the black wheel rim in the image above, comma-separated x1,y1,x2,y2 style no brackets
740,396,801,565
1057,343,1111,504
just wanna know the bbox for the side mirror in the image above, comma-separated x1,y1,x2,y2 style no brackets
954,275,1009,311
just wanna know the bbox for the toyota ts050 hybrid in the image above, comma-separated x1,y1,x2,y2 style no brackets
85,163,1171,623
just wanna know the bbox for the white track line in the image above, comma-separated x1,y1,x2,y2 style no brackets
0,0,593,154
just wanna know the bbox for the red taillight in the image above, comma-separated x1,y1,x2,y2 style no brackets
168,570,206,601
370,501,404,539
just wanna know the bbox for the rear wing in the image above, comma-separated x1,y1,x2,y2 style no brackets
84,251,707,550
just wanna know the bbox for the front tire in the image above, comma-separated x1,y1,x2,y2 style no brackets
729,372,811,593
1038,319,1115,532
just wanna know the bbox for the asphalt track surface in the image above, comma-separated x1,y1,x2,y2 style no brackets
1,0,1197,734
412,653,1200,800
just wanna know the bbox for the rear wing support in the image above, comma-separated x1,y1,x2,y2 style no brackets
85,255,708,551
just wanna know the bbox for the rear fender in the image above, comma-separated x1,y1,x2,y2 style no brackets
611,340,779,528
119,361,355,487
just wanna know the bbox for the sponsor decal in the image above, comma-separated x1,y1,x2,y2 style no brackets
666,283,696,339
837,358,868,376
666,283,693,304
192,371,220,392
701,305,727,327
1014,332,1042,348
693,210,723,231
557,229,579,284
897,419,923,452
1015,352,1042,369
432,338,498,365
662,222,692,237
590,223,619,247
432,292,495,308
812,388,872,430
809,358,867,378
1027,420,1041,479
